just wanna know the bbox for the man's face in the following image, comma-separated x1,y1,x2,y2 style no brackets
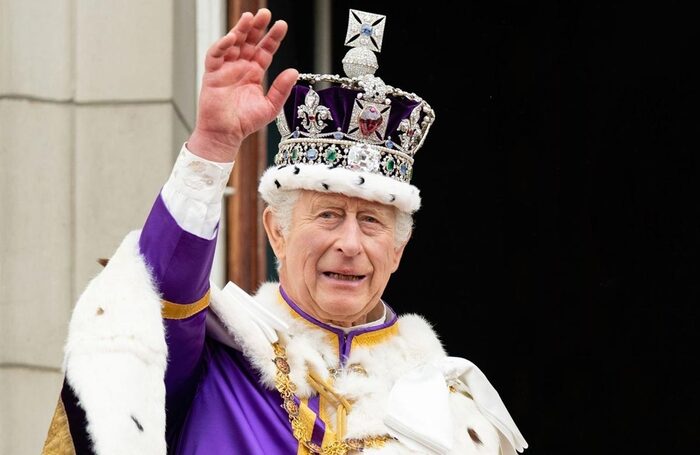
267,191,406,326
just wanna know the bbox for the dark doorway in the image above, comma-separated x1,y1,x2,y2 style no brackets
268,2,698,453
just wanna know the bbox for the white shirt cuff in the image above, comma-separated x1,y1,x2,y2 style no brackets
160,143,234,239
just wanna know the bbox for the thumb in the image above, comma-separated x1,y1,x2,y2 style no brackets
266,68,298,116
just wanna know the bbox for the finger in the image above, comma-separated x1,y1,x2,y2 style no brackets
246,8,273,46
255,20,288,70
240,8,273,60
205,14,254,71
209,12,253,59
221,43,241,64
266,68,299,115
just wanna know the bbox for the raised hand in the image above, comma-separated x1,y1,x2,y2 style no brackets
187,8,298,163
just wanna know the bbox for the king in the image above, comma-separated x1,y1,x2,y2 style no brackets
43,8,527,455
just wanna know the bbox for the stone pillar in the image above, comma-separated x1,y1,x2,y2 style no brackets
0,1,196,453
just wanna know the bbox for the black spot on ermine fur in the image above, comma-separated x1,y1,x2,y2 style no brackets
131,416,144,432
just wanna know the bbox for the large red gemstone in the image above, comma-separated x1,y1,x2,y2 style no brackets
359,106,383,136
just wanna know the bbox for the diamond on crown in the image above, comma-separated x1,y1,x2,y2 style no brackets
344,10,386,53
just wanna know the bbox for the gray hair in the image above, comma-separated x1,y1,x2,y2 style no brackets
265,189,413,248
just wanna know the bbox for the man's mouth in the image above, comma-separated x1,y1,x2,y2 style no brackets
324,272,365,281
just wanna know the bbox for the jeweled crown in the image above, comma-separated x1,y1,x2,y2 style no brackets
273,9,435,185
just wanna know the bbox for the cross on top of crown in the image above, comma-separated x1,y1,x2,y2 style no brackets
344,9,386,53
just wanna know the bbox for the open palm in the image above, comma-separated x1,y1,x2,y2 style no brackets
189,9,298,162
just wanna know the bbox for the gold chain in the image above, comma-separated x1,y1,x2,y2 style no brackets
272,342,393,454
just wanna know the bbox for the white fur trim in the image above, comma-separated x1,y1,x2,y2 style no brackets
64,231,167,455
258,164,421,213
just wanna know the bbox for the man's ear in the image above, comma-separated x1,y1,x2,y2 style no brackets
263,207,286,261
390,240,408,274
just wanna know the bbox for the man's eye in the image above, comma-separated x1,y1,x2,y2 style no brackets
362,215,379,223
319,211,337,219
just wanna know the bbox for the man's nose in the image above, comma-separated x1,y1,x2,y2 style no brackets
335,217,363,257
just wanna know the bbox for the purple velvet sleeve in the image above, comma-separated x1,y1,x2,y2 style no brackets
139,193,216,303
138,193,217,402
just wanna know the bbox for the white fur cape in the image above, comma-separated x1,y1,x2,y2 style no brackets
63,231,525,454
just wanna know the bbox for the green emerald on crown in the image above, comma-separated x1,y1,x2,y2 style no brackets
292,145,302,161
385,158,395,172
325,146,338,162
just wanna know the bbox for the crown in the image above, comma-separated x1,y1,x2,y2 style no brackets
259,9,435,214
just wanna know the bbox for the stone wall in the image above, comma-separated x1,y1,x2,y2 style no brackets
0,1,197,452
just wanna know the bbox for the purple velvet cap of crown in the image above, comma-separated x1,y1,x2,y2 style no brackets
273,77,434,181
282,84,421,145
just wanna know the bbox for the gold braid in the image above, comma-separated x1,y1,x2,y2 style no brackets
272,342,393,454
